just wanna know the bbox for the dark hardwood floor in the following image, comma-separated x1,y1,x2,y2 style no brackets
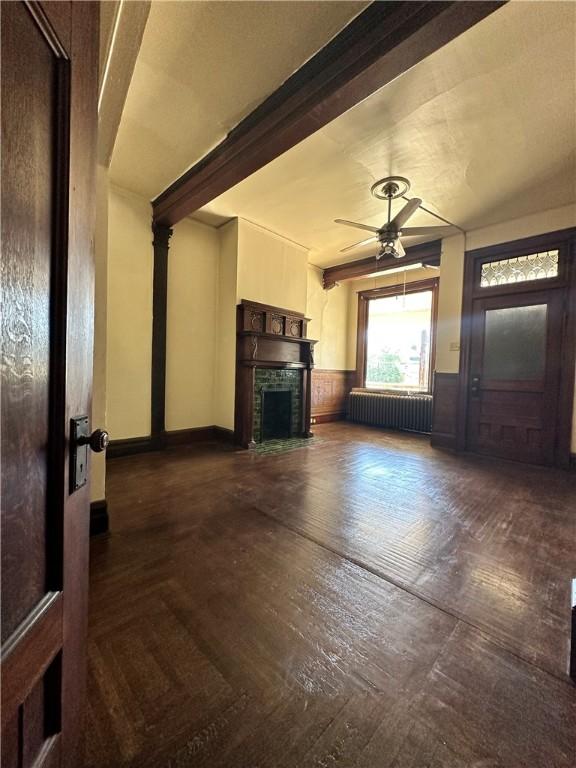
86,423,576,768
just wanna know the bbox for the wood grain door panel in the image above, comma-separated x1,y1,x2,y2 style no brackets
466,290,563,465
1,3,98,766
1,0,57,645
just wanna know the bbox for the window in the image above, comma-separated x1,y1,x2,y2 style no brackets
357,279,438,393
480,250,558,287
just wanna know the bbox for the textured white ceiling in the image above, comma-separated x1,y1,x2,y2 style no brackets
109,0,368,199
194,1,576,267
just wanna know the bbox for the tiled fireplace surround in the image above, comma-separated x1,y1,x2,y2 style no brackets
253,368,303,443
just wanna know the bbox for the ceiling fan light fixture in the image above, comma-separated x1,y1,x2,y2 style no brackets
335,175,458,260
378,240,402,260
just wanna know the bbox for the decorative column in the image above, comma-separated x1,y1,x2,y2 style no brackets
302,343,314,438
151,223,172,449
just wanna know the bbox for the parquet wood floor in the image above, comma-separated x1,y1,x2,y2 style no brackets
86,423,576,767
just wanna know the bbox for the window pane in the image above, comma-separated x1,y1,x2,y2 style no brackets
480,251,558,287
483,304,547,381
365,290,433,391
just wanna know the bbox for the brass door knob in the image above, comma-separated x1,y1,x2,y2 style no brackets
79,428,110,453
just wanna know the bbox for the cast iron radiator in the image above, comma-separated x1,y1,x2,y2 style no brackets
347,392,433,434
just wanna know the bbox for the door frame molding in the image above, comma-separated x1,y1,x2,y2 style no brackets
456,227,576,467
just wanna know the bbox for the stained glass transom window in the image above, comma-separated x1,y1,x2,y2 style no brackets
480,250,559,287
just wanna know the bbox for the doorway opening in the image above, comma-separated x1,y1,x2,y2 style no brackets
457,228,576,467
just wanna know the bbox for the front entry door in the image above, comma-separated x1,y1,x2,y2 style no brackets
1,3,98,767
466,289,564,465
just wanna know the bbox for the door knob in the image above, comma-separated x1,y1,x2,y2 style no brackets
78,428,110,453
470,376,481,397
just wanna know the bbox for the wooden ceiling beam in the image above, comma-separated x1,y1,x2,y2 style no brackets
152,1,505,226
322,240,441,289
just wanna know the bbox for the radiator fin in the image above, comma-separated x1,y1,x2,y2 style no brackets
347,392,433,434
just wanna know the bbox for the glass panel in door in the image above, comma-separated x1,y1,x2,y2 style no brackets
482,304,547,381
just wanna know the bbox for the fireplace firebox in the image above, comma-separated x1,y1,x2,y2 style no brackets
261,389,292,441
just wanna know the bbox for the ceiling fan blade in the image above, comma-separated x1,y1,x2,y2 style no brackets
400,226,454,237
390,197,422,229
335,218,381,234
340,235,379,253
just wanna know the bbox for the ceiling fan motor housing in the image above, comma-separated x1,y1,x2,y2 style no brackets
383,182,399,198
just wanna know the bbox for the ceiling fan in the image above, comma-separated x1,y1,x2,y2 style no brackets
335,176,454,259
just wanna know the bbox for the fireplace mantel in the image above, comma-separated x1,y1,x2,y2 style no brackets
234,300,317,447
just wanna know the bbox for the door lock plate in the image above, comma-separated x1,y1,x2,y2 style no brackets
70,416,89,493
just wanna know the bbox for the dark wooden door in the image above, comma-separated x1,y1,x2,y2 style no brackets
466,289,564,465
1,3,98,767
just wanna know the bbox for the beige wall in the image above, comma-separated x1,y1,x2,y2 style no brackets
165,218,219,431
306,266,351,370
213,218,312,429
236,219,308,312
106,185,153,439
214,219,239,431
105,187,226,437
466,204,575,251
212,219,360,426
91,164,109,501
436,234,466,374
104,208,326,436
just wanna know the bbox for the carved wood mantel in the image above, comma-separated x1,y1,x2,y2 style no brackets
234,300,317,448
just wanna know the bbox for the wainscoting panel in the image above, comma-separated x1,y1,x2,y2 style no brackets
431,372,460,450
311,369,356,424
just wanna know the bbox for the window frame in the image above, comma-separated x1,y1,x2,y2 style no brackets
355,277,439,394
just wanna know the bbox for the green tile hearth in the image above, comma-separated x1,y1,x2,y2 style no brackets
251,437,323,455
